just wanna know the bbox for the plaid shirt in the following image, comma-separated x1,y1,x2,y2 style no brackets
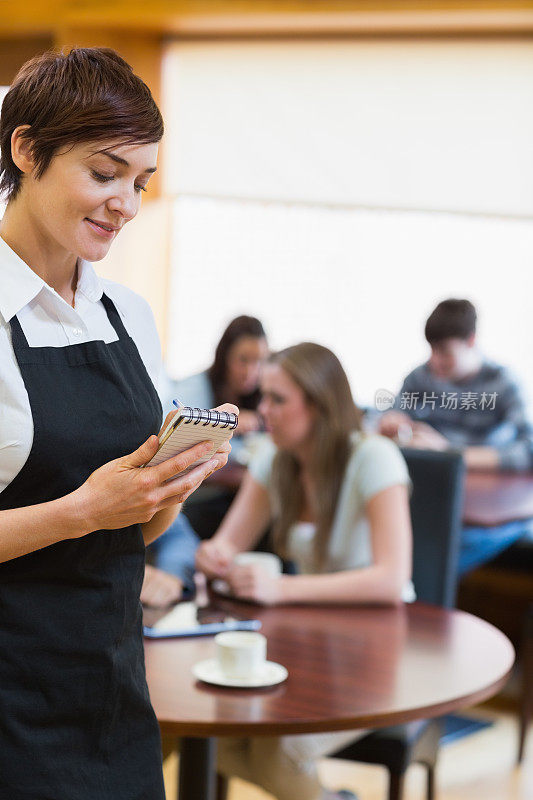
395,360,533,471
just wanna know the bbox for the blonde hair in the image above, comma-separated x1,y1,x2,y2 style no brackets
269,343,362,571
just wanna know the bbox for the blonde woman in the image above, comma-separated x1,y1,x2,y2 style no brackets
196,342,413,800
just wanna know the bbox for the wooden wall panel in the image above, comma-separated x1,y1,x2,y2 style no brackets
0,36,54,84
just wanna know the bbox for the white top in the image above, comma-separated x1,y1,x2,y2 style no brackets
0,235,162,494
249,432,415,601
286,521,318,576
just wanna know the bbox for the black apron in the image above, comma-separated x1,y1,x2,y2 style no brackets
0,294,165,800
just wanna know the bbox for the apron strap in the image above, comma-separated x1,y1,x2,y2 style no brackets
9,293,130,349
8,314,30,349
100,293,131,342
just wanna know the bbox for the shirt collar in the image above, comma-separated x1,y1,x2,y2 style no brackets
76,258,104,303
0,235,103,322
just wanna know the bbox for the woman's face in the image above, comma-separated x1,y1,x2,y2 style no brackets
226,335,269,397
17,137,159,263
258,363,316,453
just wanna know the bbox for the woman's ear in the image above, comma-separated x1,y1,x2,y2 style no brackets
11,125,34,174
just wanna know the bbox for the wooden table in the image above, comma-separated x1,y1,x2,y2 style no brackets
463,471,533,527
145,600,514,800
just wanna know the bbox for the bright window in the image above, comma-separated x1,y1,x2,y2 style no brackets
163,40,533,407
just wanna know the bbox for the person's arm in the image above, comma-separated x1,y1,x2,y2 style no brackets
141,403,234,544
142,505,181,546
460,377,533,471
491,378,533,472
195,471,272,578
462,446,499,471
0,493,92,563
408,422,510,471
140,564,184,607
379,371,420,438
379,410,414,440
229,483,412,606
0,435,228,565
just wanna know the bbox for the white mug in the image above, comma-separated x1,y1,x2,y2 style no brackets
233,552,282,577
215,631,267,679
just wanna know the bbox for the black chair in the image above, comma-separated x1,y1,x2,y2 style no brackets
518,602,533,764
331,448,466,800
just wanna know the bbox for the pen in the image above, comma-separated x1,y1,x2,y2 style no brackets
173,397,185,411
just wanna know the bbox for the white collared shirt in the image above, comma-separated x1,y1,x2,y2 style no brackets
0,235,162,493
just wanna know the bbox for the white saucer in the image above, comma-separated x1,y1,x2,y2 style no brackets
193,658,288,688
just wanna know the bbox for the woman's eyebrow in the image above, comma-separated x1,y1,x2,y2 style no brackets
93,150,157,174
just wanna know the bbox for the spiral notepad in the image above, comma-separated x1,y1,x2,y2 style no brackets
147,406,239,473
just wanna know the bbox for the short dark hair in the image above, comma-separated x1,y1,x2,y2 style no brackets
424,299,477,344
0,47,164,202
208,316,267,408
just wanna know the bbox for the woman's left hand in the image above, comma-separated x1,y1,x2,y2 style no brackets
227,564,286,606
235,410,262,435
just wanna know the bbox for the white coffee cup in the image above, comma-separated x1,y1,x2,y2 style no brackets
215,631,267,680
233,552,282,577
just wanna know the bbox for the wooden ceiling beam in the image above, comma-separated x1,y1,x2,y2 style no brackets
1,2,533,37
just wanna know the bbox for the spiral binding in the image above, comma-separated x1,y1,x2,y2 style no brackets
179,406,238,430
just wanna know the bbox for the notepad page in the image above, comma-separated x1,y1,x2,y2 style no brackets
146,419,234,473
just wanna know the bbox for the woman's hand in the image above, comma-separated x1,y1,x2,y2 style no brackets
409,422,449,451
236,409,262,435
227,564,286,606
378,410,412,439
71,418,235,539
141,565,183,608
195,539,237,579
160,403,237,465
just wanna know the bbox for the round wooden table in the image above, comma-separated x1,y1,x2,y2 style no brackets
144,601,514,800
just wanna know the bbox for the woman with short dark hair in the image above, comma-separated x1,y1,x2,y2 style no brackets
0,47,232,799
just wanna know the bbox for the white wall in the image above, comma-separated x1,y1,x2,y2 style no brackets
164,39,533,216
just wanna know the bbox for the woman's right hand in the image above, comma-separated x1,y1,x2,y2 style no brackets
71,435,224,536
195,539,237,579
378,411,412,439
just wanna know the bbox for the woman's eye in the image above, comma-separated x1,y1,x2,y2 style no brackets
91,170,114,183
91,170,147,193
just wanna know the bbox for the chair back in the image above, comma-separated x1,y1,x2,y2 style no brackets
401,448,465,608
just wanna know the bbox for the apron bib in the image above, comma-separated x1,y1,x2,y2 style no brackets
0,294,165,800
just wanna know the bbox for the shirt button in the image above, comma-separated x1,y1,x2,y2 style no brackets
73,328,82,336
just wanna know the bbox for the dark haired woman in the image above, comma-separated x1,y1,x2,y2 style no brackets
164,314,268,436
0,48,233,799
160,315,268,540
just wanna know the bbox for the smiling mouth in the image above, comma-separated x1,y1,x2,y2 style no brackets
85,218,119,233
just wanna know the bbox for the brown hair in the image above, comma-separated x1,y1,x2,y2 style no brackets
269,342,362,571
0,47,164,202
424,299,477,344
208,315,267,409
